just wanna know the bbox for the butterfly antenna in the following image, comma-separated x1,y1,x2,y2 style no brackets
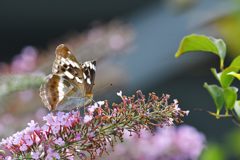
95,83,113,94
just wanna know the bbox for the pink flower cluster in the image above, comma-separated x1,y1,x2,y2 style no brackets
105,125,205,160
0,110,82,160
0,108,48,138
0,91,189,160
11,46,38,74
0,46,38,74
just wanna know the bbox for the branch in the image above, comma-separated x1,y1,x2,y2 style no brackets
0,74,45,99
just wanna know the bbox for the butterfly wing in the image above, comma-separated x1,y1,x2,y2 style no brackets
40,74,67,111
52,44,81,74
53,44,96,97
40,44,96,111
82,60,96,96
51,44,87,93
39,74,87,111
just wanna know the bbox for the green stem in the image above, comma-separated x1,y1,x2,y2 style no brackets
220,59,224,71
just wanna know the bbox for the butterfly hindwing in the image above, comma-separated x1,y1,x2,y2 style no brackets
40,74,64,111
40,74,87,111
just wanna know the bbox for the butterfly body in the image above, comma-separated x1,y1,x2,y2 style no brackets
40,44,96,111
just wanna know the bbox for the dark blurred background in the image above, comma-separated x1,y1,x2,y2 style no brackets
1,0,240,159
0,0,156,62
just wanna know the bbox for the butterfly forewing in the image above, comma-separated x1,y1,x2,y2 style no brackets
40,44,96,111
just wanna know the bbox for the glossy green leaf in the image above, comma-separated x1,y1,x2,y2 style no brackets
210,56,240,87
219,67,238,88
211,66,239,88
218,55,240,86
175,34,226,69
223,87,238,110
228,71,240,80
234,100,240,118
230,55,240,68
204,83,224,114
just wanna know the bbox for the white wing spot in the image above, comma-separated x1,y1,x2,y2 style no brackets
67,58,80,68
87,78,91,84
83,73,87,79
61,58,70,65
86,62,90,67
64,71,74,79
67,58,75,67
57,82,65,101
75,77,83,83
90,63,94,69
92,64,96,71
74,62,80,68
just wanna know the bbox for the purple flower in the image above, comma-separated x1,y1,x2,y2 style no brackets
56,112,68,125
31,151,40,160
75,133,81,141
27,120,38,132
176,125,206,159
54,137,65,146
105,125,205,160
5,156,12,160
46,148,60,160
23,134,33,146
65,149,75,160
43,113,55,125
11,46,38,74
51,125,61,135
41,124,50,132
0,92,188,160
12,132,22,145
88,103,99,113
19,144,28,152
109,34,125,51
83,115,93,123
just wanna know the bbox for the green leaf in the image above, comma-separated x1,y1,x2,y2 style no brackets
221,55,240,85
228,71,240,80
230,55,240,68
175,34,226,69
204,83,224,114
223,87,238,110
211,66,239,88
219,67,238,88
234,101,240,118
200,144,225,160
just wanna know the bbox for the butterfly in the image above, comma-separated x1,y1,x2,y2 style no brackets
39,44,96,111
